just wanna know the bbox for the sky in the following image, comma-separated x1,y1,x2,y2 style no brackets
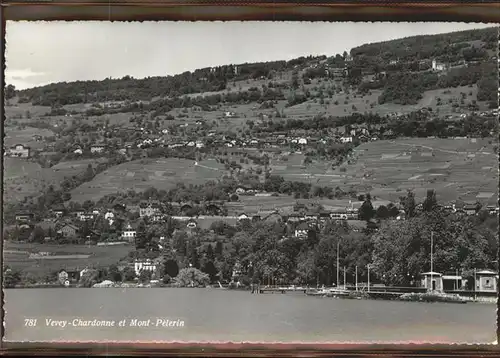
5,21,497,90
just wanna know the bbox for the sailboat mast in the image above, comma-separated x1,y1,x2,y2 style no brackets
336,240,340,287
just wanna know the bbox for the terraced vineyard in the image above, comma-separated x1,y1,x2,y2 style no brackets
70,157,227,202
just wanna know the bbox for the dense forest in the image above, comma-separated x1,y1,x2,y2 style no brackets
350,27,497,68
15,56,326,107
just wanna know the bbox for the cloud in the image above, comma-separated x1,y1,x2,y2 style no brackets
5,68,48,89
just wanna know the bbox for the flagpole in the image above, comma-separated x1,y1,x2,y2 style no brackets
343,266,346,289
430,231,434,291
336,240,340,288
355,266,358,292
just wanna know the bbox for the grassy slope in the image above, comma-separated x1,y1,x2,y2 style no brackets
331,138,498,203
3,158,61,204
4,241,134,277
69,157,227,203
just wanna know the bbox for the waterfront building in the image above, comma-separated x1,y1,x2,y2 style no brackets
420,272,443,292
475,270,498,293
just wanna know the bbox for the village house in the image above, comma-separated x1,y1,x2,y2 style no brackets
463,202,479,216
237,213,250,221
139,201,162,218
330,210,348,220
432,59,449,72
294,222,309,238
134,259,157,276
7,144,31,158
77,212,95,221
186,219,197,230
15,212,34,223
121,224,136,243
486,205,499,215
104,211,115,220
90,144,106,153
235,186,249,195
57,223,79,238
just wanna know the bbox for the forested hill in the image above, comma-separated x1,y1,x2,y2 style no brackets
14,56,326,106
350,27,497,64
12,26,498,108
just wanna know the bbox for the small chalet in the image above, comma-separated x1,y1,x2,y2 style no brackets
237,213,250,221
15,212,34,223
104,211,115,220
186,219,197,230
8,144,31,158
90,144,106,153
235,186,248,195
52,206,66,218
463,202,478,216
139,201,162,218
486,205,499,215
122,224,136,243
77,212,95,221
304,212,318,221
294,222,309,238
57,223,79,238
330,210,348,220
287,212,305,222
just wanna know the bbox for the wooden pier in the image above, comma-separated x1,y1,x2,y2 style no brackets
258,287,309,294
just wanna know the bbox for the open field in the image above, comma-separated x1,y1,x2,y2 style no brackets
4,126,55,150
69,158,227,202
3,157,109,205
227,196,391,214
284,83,487,120
51,158,109,177
4,101,51,120
3,158,61,204
327,138,499,203
3,241,134,277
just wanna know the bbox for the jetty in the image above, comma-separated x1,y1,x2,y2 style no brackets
259,287,310,294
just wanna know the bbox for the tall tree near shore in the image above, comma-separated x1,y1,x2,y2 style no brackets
401,190,416,218
422,189,438,212
359,193,375,221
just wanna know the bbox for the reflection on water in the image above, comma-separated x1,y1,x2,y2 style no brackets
4,288,496,343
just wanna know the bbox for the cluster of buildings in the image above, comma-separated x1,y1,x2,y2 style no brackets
420,270,498,295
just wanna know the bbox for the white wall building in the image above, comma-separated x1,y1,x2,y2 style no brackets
134,260,157,276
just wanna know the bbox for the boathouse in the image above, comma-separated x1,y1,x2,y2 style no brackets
475,270,498,293
420,272,443,292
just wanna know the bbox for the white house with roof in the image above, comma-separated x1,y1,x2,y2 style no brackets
134,259,157,276
121,224,136,243
104,211,115,220
7,144,31,158
432,59,449,72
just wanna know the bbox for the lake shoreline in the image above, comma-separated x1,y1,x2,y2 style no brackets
5,285,496,304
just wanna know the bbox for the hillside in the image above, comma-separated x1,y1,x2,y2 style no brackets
4,26,499,209
69,158,226,203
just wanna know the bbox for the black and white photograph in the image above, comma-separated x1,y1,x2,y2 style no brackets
2,21,499,344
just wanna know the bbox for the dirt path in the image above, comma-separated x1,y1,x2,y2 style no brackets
394,142,493,156
194,162,220,171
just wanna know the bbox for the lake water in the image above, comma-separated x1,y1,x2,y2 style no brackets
3,288,497,344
